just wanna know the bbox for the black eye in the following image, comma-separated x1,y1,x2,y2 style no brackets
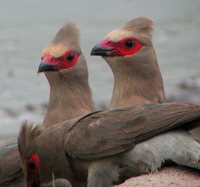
28,161,35,170
125,39,134,48
66,53,74,62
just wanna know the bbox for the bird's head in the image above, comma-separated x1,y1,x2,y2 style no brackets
91,17,154,66
18,123,73,187
38,23,87,78
18,124,42,187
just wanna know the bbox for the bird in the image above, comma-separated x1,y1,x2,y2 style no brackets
0,23,94,187
91,17,165,109
91,17,200,175
18,102,200,187
38,22,94,127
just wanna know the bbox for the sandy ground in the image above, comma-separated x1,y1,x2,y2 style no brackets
115,166,200,187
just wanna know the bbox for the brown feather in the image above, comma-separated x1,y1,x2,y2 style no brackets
18,103,200,186
42,23,94,127
65,103,200,160
18,122,42,162
102,17,166,109
42,23,80,57
0,22,94,187
51,23,80,47
0,143,25,187
122,17,154,35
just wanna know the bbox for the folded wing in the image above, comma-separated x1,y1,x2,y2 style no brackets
65,103,200,160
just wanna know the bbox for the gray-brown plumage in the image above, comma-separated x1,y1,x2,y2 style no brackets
0,138,25,187
39,23,94,126
18,103,200,187
0,23,94,187
91,17,165,108
91,17,200,175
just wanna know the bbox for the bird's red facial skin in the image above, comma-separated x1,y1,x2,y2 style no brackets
26,153,40,187
41,50,79,70
99,37,142,56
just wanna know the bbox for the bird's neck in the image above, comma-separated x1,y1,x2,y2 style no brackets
42,72,94,127
106,51,166,109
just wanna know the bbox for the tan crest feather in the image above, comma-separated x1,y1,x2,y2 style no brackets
122,17,154,35
18,122,42,160
42,23,80,57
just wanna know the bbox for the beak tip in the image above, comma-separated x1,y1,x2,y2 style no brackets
90,50,95,56
37,69,42,73
38,62,57,73
90,43,114,57
37,64,44,73
90,44,101,56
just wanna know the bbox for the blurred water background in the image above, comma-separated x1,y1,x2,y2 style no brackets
0,0,200,137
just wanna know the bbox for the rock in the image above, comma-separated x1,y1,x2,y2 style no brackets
115,166,200,187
